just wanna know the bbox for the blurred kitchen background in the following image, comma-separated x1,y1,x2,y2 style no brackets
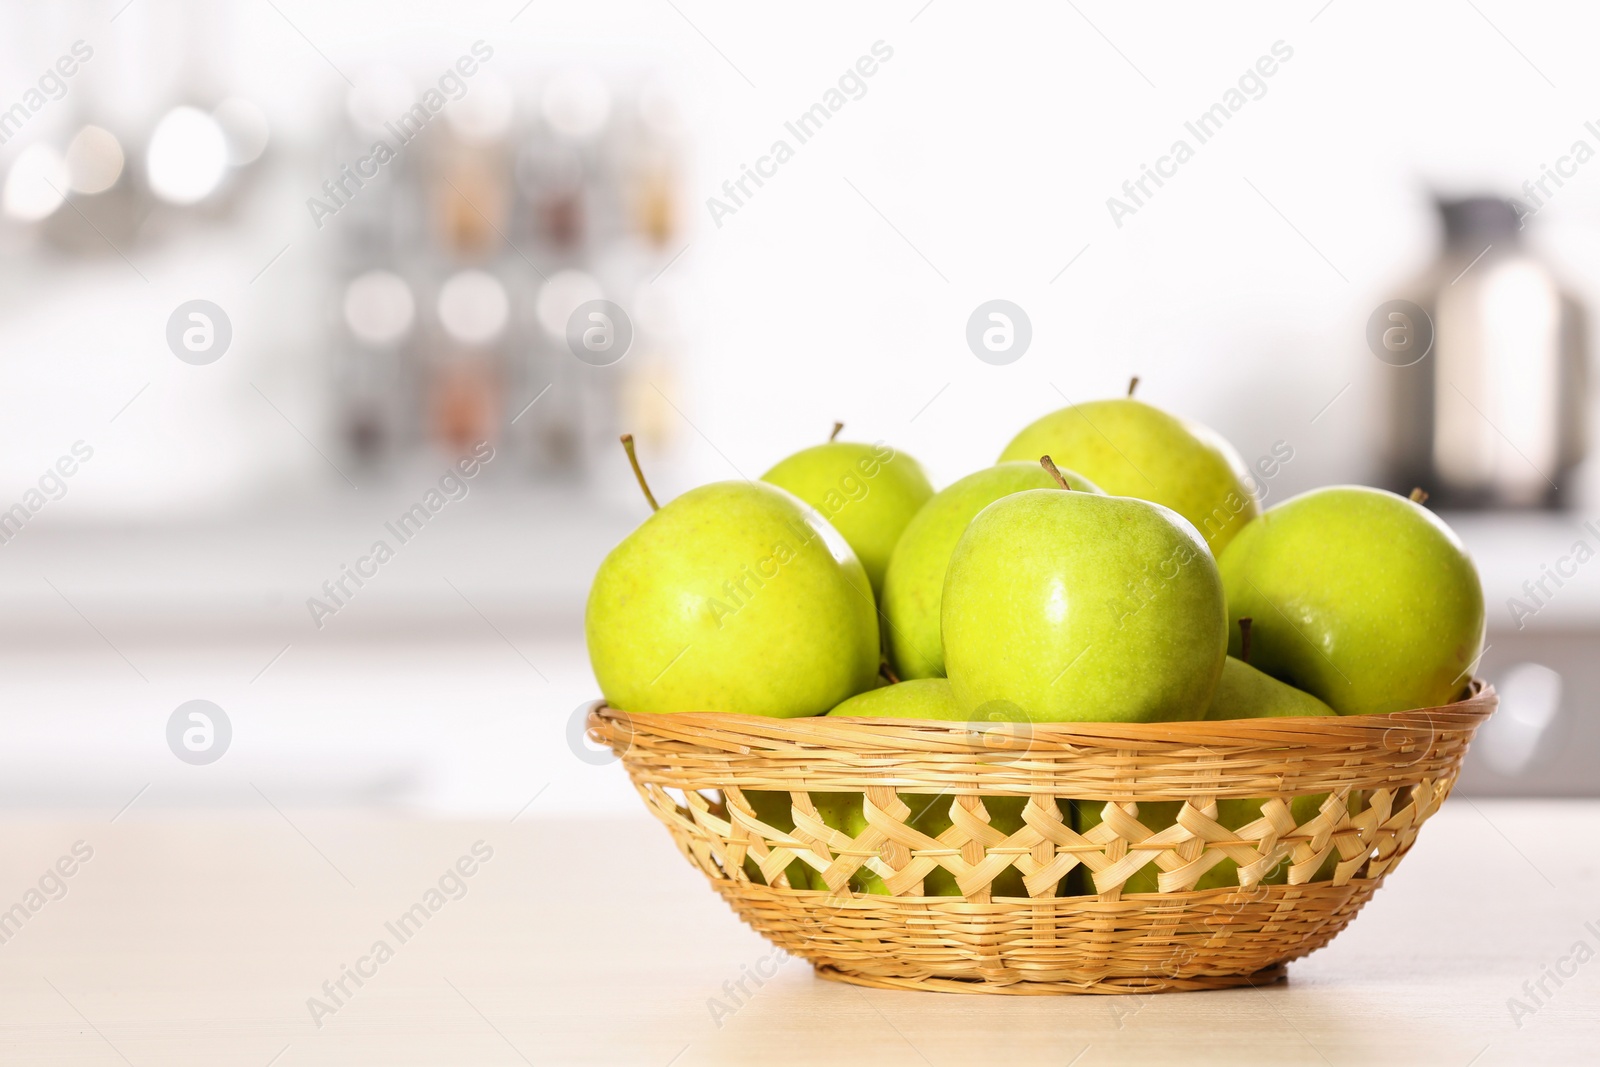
2,0,1597,816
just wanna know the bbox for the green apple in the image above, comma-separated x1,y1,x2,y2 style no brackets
881,462,1102,679
1218,486,1485,715
825,678,960,717
762,432,934,597
1205,657,1336,720
998,390,1260,555
942,478,1227,723
586,442,879,716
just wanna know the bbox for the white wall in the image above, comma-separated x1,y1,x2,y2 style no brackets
6,0,1600,512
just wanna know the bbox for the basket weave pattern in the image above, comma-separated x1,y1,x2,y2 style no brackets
590,684,1495,994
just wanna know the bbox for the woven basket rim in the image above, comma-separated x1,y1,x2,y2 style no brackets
590,679,1494,750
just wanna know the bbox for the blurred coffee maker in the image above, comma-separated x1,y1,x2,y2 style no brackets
1382,196,1588,509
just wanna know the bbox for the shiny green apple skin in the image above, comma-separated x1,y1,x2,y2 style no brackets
998,398,1260,556
825,678,961,718
942,490,1227,723
761,441,934,597
1205,657,1337,720
585,481,879,717
1218,486,1485,715
882,462,1102,680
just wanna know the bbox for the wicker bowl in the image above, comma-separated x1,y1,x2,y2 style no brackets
588,682,1496,995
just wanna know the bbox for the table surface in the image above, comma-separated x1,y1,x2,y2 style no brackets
2,800,1595,1066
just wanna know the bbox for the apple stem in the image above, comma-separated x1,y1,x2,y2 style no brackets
830,421,844,442
1128,376,1140,397
620,434,659,511
1039,455,1074,491
1409,487,1430,505
1238,616,1253,664
879,660,901,685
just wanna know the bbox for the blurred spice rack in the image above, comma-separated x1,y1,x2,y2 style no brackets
323,67,687,480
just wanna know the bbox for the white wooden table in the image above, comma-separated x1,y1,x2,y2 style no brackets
1,800,1593,1065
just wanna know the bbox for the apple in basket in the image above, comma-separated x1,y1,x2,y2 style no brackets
584,387,1488,906
1218,485,1486,715
939,456,1227,723
761,422,935,599
998,377,1261,555
880,461,1101,681
584,435,878,717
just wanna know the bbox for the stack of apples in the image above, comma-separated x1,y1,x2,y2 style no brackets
586,384,1486,894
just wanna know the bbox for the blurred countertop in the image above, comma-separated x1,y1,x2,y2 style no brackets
0,484,642,643
4,495,1597,811
5,498,1600,640
0,800,1594,1065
